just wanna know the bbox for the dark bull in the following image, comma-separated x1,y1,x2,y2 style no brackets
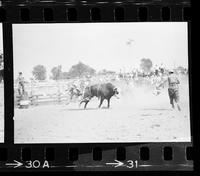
79,83,119,109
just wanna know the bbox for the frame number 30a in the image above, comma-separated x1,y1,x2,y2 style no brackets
25,160,49,168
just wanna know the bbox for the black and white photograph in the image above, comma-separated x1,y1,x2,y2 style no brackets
0,23,4,143
13,22,191,143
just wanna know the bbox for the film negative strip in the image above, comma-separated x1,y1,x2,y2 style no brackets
0,0,193,172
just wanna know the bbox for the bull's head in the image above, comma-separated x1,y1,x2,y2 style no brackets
113,87,119,99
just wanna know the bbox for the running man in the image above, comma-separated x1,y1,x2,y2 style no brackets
167,70,181,111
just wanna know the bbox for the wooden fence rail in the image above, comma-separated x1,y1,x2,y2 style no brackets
14,92,80,107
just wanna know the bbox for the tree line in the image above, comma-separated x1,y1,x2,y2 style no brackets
31,59,188,81
32,62,96,81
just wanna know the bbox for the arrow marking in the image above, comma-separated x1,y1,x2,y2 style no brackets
5,160,23,168
106,160,125,168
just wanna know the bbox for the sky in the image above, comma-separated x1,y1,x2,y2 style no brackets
13,22,188,80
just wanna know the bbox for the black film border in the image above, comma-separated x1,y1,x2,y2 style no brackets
0,0,193,172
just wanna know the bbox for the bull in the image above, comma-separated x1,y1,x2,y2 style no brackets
79,82,119,109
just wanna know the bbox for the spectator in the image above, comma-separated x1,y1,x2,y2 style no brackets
17,72,25,96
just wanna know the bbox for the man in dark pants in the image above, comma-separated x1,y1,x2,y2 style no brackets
167,70,181,111
17,72,25,96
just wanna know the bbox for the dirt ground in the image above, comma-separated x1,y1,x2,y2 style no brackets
14,77,191,143
0,84,4,142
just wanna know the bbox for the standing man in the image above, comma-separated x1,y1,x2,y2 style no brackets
167,70,181,111
159,63,165,75
154,64,159,76
0,61,3,83
17,72,25,96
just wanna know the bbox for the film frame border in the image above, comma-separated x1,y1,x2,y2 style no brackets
0,0,193,172
0,0,191,22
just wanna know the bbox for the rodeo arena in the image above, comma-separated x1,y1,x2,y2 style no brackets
13,61,191,143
